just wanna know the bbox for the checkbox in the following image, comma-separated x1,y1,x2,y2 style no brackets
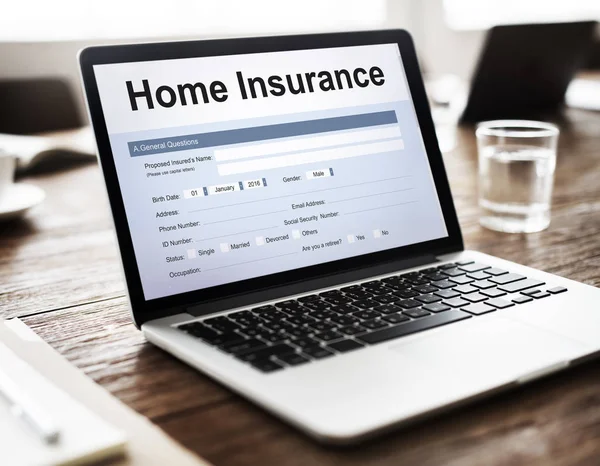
255,236,265,246
373,229,381,238
292,230,301,239
220,243,230,253
187,248,196,259
347,234,355,244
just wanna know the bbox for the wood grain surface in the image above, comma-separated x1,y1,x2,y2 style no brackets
1,109,599,465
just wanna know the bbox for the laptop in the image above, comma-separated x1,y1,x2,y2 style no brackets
461,21,597,123
79,30,600,444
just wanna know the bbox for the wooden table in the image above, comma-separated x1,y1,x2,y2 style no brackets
2,109,600,466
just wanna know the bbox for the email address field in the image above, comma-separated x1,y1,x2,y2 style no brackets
217,138,404,176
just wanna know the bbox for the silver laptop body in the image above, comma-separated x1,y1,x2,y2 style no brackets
79,30,600,444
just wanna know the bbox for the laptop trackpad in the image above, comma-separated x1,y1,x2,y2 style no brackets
389,316,586,385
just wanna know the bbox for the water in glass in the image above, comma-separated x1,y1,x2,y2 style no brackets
479,144,556,233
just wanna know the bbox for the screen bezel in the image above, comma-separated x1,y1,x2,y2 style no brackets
79,29,463,327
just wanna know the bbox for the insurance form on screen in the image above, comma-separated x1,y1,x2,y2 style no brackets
93,43,448,300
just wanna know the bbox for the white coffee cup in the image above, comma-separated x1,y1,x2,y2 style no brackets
0,150,17,204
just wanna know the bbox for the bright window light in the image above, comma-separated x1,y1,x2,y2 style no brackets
443,0,600,30
0,0,386,41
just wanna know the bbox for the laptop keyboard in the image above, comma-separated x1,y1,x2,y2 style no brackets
177,260,568,373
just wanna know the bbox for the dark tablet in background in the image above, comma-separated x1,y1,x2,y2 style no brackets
582,35,600,69
460,21,597,123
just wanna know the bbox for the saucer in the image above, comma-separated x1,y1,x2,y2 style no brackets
0,183,46,221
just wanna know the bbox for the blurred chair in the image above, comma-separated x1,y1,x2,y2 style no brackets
0,78,82,134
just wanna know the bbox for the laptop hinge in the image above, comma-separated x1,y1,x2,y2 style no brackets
187,254,438,318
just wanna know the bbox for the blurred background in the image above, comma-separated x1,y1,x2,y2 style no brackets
2,0,599,135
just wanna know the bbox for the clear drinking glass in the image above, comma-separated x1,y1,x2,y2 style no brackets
476,120,559,233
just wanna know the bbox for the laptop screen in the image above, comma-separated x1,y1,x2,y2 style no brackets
93,43,448,301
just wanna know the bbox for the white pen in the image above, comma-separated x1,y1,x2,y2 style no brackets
0,368,61,444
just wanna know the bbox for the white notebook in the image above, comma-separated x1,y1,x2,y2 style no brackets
0,127,96,172
0,340,127,466
0,318,208,466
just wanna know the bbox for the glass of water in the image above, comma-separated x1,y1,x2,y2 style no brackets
476,120,559,233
